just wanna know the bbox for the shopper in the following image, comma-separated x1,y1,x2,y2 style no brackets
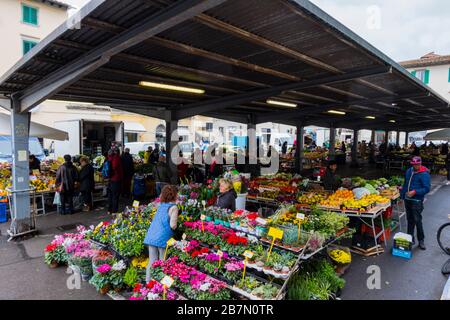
143,185,179,282
323,160,340,191
341,142,347,154
368,142,376,164
281,141,288,155
216,178,237,211
400,156,431,250
441,143,449,156
177,151,189,183
29,155,41,173
79,156,95,212
153,156,172,197
206,149,223,179
56,155,79,215
121,148,135,198
150,145,160,164
144,146,153,164
107,148,123,214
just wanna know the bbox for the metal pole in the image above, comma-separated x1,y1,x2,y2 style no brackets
329,126,336,160
405,132,409,147
295,123,304,173
165,111,178,184
9,98,32,237
247,120,257,165
351,129,359,167
396,131,400,147
371,130,375,144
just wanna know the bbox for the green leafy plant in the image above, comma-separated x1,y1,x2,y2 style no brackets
123,267,139,288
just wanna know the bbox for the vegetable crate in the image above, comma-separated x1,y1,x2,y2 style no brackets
0,202,7,223
360,225,391,242
392,248,412,260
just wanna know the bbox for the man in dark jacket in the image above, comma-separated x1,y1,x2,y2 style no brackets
29,154,41,173
108,148,123,214
79,156,95,211
153,156,172,197
323,160,340,191
121,148,135,198
56,154,79,215
400,156,431,250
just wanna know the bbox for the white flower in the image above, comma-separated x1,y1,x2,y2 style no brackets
147,292,159,300
199,283,211,292
112,260,126,271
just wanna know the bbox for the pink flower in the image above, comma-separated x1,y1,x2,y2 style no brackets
96,264,111,274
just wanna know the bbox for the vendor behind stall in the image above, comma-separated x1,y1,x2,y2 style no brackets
29,154,41,173
216,178,237,211
323,160,341,191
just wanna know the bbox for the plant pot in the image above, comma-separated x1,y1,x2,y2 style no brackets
48,261,59,269
81,273,92,281
99,286,110,295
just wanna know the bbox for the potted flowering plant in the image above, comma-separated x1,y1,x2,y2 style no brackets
130,281,178,300
44,243,68,268
70,249,97,281
89,263,112,294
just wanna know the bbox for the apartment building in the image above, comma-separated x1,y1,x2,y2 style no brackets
400,52,450,103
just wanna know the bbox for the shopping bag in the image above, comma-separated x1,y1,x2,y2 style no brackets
53,192,61,206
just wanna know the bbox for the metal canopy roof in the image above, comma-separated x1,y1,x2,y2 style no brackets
1,0,449,132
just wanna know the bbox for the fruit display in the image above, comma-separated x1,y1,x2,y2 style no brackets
319,189,354,209
328,249,351,264
297,192,328,206
248,175,302,203
341,194,389,212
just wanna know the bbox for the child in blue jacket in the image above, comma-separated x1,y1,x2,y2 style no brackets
400,156,431,250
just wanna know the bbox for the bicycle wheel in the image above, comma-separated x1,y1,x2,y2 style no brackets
437,222,450,255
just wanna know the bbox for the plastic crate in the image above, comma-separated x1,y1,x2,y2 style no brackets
0,202,7,223
361,225,391,241
383,206,393,219
392,248,412,260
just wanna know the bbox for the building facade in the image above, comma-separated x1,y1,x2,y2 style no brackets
400,52,450,103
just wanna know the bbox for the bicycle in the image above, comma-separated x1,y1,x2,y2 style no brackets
437,216,450,275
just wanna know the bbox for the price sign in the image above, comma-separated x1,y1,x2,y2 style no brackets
167,238,176,247
132,200,140,208
29,175,37,181
243,250,254,259
182,233,187,240
200,214,206,221
296,213,305,220
217,250,224,257
268,227,284,240
161,276,174,288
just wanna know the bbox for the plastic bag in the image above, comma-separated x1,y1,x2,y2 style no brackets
53,192,61,206
352,187,371,200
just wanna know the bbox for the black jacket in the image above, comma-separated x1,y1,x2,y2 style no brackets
216,189,237,211
153,162,171,183
56,162,79,192
323,169,340,191
79,164,95,192
121,152,135,178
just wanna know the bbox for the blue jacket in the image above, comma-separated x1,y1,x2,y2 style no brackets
400,166,431,202
143,202,175,248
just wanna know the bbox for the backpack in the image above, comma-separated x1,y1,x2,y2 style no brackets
102,160,113,179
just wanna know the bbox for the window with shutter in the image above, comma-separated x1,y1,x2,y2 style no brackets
23,39,37,55
22,4,38,26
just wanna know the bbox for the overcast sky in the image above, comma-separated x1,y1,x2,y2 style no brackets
65,0,450,62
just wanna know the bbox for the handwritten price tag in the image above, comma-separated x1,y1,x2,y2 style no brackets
161,276,174,288
255,217,267,225
132,200,140,208
167,238,176,246
182,233,187,240
200,214,206,221
268,227,284,240
243,250,254,259
296,213,305,220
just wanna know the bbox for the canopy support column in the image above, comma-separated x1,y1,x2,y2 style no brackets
165,111,178,184
371,130,375,143
8,99,33,239
328,126,336,160
247,118,257,165
295,123,304,174
396,131,400,147
405,132,409,147
351,129,359,167
385,130,389,145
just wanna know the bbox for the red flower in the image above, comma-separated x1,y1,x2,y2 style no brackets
133,283,142,293
146,280,157,289
207,179,213,184
247,213,258,220
45,244,57,252
102,221,110,226
200,247,209,254
191,250,201,258
234,209,245,216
